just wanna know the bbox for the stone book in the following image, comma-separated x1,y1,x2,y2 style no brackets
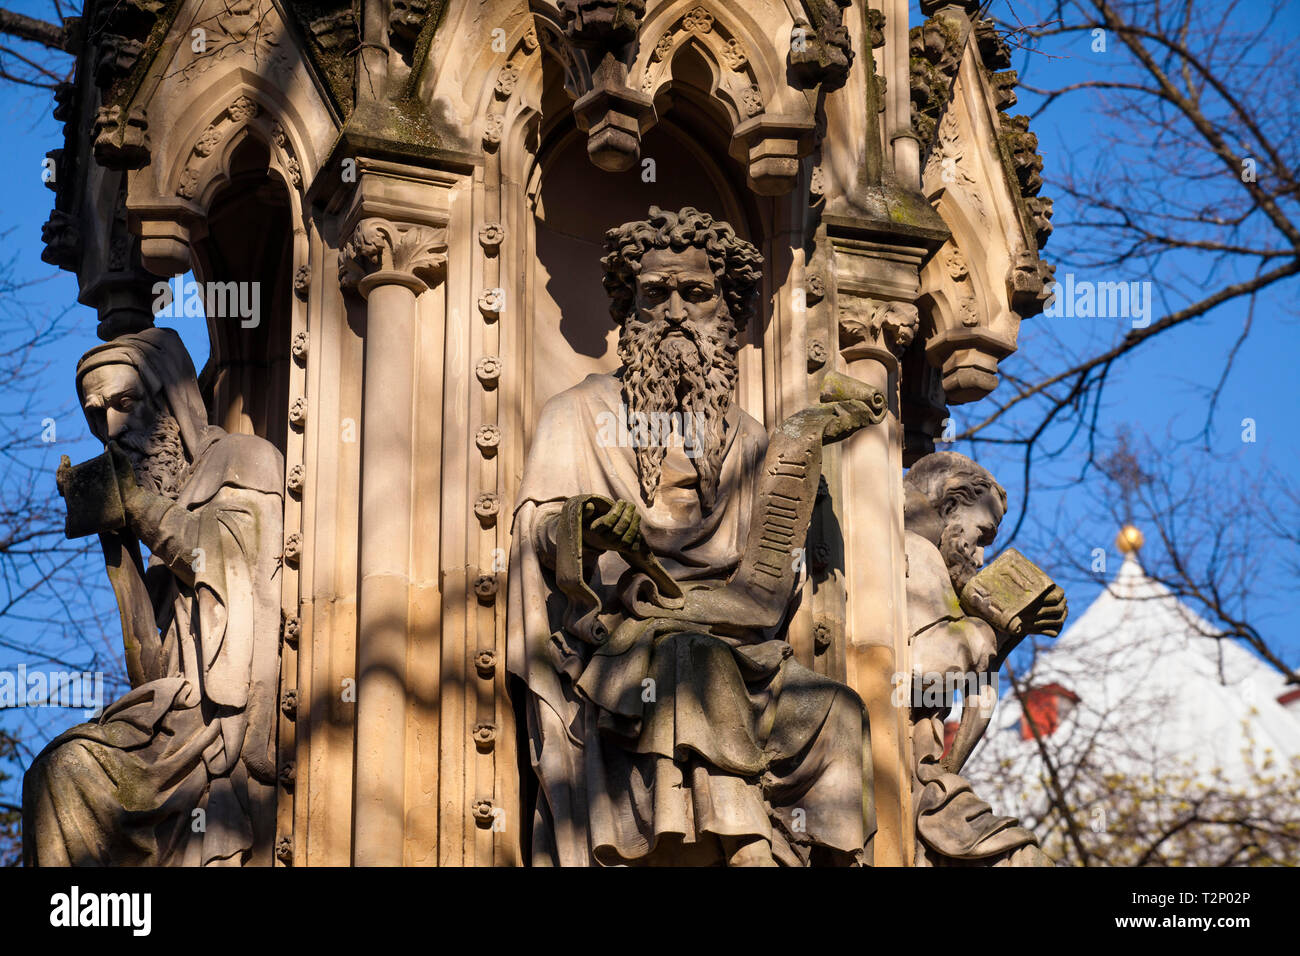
960,547,1057,635
56,451,126,539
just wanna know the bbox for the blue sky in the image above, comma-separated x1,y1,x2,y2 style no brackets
945,0,1300,682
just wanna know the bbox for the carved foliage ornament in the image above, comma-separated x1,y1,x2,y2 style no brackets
866,8,887,49
40,210,82,272
478,287,505,319
177,98,305,202
228,95,259,122
92,105,150,170
721,37,747,70
496,64,520,99
1008,248,1056,315
644,7,755,110
682,5,714,33
483,112,505,150
788,0,855,92
558,0,647,46
95,35,144,89
88,0,165,91
389,0,429,57
807,339,828,371
840,296,920,356
909,13,964,148
338,219,448,293
474,574,498,603
310,10,357,51
924,104,990,240
476,425,501,455
474,492,501,525
478,222,504,252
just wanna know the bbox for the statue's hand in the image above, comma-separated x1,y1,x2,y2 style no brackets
1013,583,1068,638
821,399,877,443
582,498,647,556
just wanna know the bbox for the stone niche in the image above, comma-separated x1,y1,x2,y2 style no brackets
531,120,766,424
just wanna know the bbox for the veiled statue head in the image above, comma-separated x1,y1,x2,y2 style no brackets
75,328,214,501
601,206,763,510
904,451,1008,592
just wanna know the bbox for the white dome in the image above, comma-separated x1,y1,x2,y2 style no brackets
965,550,1300,818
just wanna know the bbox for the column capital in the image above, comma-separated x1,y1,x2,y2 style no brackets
838,294,919,365
338,218,447,296
827,227,927,371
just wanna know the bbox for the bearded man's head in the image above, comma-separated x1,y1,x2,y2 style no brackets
601,206,762,511
79,362,189,501
903,452,1008,593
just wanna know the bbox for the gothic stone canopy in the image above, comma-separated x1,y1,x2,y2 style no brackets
33,0,1057,867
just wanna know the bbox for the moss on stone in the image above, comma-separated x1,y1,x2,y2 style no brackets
102,0,186,111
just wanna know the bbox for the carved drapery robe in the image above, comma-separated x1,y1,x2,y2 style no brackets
24,331,283,867
508,373,873,866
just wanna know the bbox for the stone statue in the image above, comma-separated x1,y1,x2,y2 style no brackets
508,206,881,866
23,327,284,866
902,451,1067,866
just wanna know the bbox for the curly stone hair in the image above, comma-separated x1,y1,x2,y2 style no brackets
601,205,764,330
904,451,1008,519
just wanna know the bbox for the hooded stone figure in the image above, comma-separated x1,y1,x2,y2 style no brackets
23,327,284,867
508,207,877,867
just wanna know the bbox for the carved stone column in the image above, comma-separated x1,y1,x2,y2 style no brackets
339,209,447,866
880,0,919,187
828,223,925,866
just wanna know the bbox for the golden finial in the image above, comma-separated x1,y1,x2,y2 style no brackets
1116,524,1144,553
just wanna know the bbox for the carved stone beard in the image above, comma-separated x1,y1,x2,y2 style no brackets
618,311,739,512
939,519,984,594
118,409,188,501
